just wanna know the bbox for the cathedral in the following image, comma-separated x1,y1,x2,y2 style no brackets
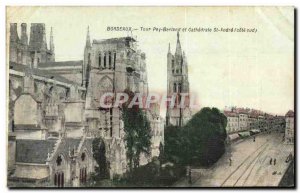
8,23,164,187
166,32,191,127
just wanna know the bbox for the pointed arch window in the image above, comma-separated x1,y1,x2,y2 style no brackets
110,108,113,137
56,155,62,166
173,83,177,93
81,152,86,161
98,53,101,68
54,172,64,187
114,52,116,69
61,173,64,187
109,52,112,69
88,53,91,65
104,53,107,68
178,83,182,93
54,173,57,186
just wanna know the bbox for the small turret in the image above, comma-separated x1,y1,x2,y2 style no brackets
29,23,47,52
49,27,55,61
50,27,55,53
175,31,182,56
20,23,28,46
86,26,91,48
10,23,19,43
83,26,92,88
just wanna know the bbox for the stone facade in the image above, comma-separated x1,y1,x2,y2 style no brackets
8,23,164,187
224,107,285,135
224,112,239,133
285,110,294,144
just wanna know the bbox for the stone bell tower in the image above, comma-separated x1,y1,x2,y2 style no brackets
166,32,191,127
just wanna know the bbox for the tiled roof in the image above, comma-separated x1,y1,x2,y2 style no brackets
224,111,238,117
14,124,41,130
237,108,248,114
9,62,82,86
249,111,259,118
93,36,137,44
16,139,57,164
38,60,83,68
55,138,94,158
15,138,94,164
61,138,81,153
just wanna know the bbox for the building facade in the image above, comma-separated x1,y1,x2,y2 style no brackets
8,23,164,187
224,111,239,133
285,110,294,144
224,107,285,135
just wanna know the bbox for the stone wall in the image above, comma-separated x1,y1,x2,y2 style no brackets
14,94,39,125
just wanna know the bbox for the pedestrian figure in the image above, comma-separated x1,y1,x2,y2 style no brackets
253,136,256,142
270,158,273,165
274,158,276,165
229,158,232,166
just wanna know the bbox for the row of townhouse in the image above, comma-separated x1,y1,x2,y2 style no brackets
224,107,286,134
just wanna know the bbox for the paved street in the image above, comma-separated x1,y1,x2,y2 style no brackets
174,132,294,187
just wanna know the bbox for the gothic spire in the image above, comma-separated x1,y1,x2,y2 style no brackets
86,26,91,48
175,31,182,56
50,27,55,53
168,43,171,54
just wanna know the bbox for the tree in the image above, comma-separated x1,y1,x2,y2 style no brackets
184,107,227,166
91,138,109,181
164,125,188,165
158,142,164,164
163,107,227,167
122,90,151,171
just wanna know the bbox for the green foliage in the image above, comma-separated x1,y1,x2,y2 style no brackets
113,160,185,187
158,142,164,164
164,125,189,164
122,90,152,171
164,107,228,167
185,107,227,166
91,138,109,181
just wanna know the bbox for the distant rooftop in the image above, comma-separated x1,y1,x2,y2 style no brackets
93,36,137,44
224,111,238,117
9,61,82,87
38,60,83,68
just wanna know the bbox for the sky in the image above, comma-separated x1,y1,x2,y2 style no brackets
6,6,294,116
